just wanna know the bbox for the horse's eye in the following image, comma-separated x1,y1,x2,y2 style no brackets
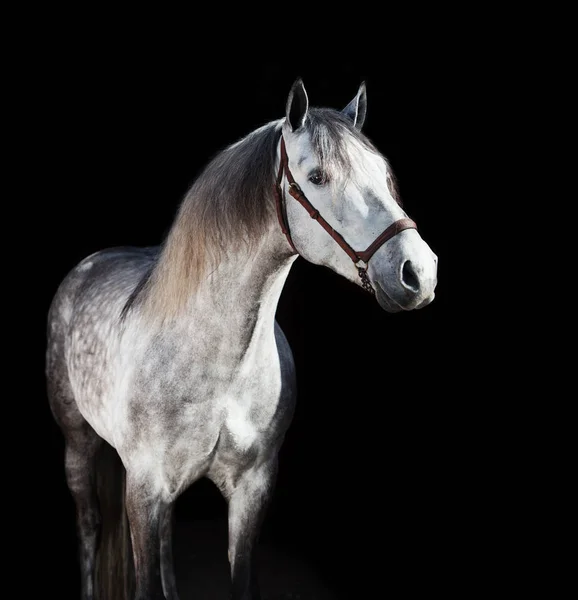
308,170,328,186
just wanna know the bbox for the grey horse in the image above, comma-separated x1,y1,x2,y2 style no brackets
46,79,438,600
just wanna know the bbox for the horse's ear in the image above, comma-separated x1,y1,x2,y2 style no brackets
342,82,367,130
285,78,309,131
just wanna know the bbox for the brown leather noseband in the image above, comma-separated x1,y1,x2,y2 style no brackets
273,136,417,294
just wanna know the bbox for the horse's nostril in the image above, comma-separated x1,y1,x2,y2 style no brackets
401,260,420,293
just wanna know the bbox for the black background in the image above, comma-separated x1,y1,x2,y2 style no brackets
15,20,502,599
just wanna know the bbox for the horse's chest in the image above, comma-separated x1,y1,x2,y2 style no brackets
223,400,265,452
219,375,285,456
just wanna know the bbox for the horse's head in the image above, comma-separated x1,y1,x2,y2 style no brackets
279,79,438,312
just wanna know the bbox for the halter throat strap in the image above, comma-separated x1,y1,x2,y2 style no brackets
273,135,417,293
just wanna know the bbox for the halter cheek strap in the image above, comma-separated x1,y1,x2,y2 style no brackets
273,138,299,255
273,135,417,295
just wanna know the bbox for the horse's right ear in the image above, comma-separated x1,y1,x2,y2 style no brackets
285,79,309,131
342,82,367,130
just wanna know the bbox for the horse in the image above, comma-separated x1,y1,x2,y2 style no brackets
46,79,438,600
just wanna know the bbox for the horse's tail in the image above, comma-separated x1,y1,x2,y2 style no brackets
95,442,135,600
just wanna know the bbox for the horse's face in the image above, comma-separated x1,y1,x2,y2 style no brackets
281,80,438,312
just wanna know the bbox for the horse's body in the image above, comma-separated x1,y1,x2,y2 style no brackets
46,80,438,599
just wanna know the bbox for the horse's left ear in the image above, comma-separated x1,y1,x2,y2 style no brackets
342,82,367,130
285,78,309,132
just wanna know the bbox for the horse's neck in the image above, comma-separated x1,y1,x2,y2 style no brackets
183,226,295,360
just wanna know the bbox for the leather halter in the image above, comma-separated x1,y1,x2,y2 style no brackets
273,136,417,294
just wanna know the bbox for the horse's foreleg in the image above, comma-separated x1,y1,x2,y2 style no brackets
125,476,166,600
160,502,179,599
227,458,278,600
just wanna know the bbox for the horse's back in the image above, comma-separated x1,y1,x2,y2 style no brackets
48,245,158,338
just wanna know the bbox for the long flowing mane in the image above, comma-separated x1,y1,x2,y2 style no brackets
125,109,379,322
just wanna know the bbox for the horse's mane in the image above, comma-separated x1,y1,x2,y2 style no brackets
123,109,380,322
